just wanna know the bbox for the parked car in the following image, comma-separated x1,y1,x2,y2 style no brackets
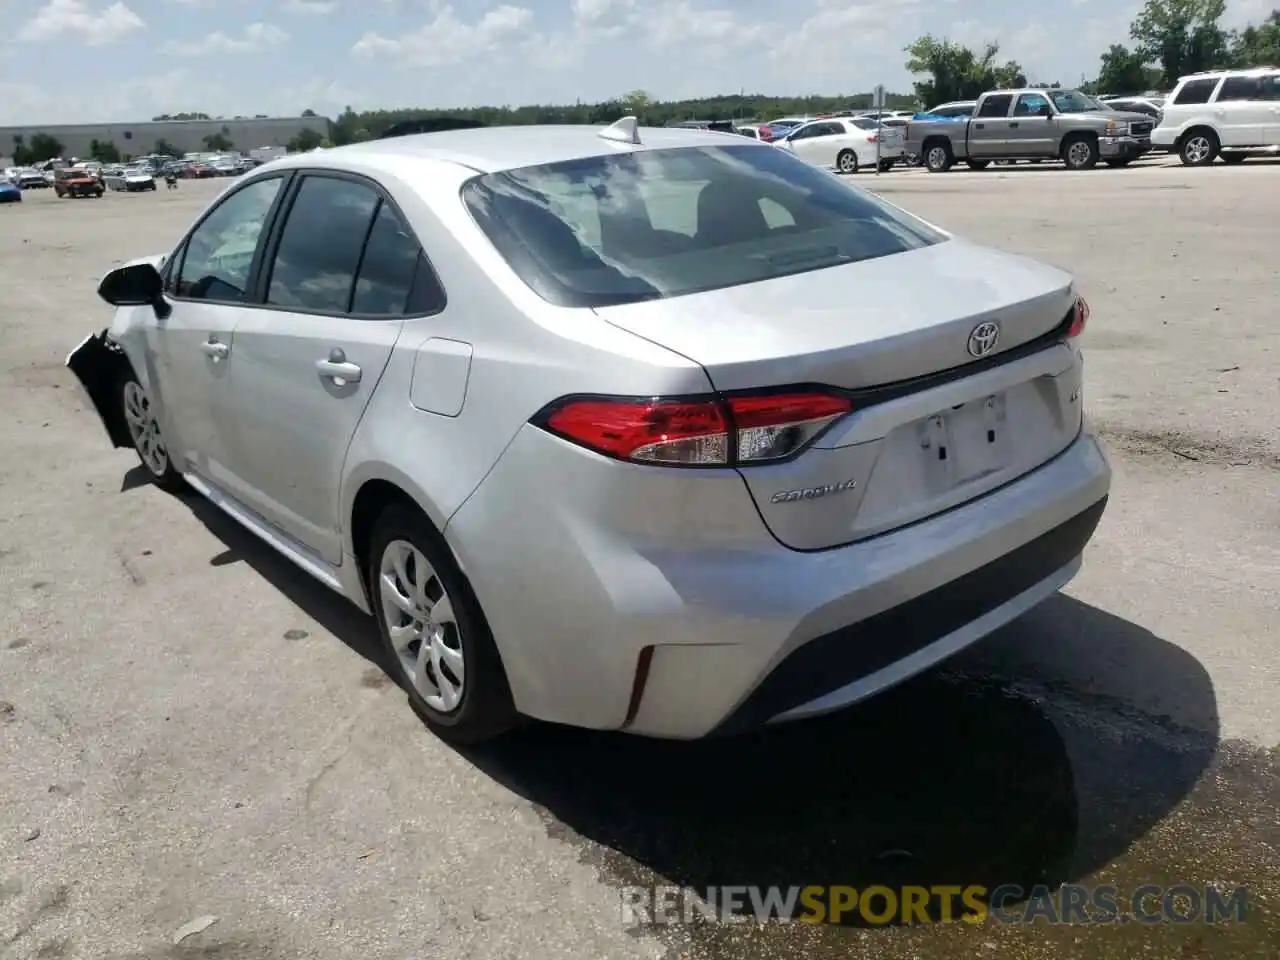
104,167,157,192
184,162,217,179
1099,96,1165,122
0,179,21,203
53,168,104,198
904,88,1155,172
775,117,903,173
1152,67,1280,165
15,168,50,189
68,117,1110,744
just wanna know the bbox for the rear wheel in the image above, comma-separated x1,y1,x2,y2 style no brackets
877,158,894,173
120,375,186,492
1105,159,1133,168
1179,129,1218,166
1221,152,1246,164
367,503,518,745
836,149,859,174
965,159,990,170
924,142,953,172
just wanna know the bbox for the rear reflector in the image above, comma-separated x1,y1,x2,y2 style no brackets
1067,296,1090,338
539,392,853,467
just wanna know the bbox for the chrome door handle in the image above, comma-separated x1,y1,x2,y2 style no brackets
315,348,361,384
200,339,229,360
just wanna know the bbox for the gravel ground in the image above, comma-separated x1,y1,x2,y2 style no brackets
1,160,1276,960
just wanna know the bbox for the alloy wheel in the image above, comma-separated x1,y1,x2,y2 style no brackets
1184,136,1212,164
379,539,465,713
122,380,168,476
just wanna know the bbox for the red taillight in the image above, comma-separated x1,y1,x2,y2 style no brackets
540,392,853,466
866,134,878,143
1067,296,1090,338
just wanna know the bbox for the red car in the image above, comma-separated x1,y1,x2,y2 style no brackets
53,168,104,199
184,163,216,179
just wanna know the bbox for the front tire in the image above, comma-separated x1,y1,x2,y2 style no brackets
836,149,859,174
1179,129,1219,166
120,375,186,492
1063,135,1099,170
367,503,517,745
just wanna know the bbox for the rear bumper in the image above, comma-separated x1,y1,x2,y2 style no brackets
1099,135,1151,160
447,422,1112,739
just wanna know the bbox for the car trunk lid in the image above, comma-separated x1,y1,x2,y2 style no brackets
593,240,1084,549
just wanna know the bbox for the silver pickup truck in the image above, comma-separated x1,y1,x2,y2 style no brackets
904,88,1154,172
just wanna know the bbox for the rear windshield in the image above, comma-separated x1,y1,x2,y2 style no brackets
461,144,945,308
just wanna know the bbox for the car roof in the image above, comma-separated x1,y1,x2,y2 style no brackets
275,123,767,176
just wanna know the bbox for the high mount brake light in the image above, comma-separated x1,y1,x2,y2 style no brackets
540,393,853,466
1067,296,1090,338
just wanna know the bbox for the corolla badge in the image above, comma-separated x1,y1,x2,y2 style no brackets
770,478,858,504
967,320,1001,358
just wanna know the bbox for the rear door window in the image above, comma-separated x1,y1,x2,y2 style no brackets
1217,75,1262,101
350,201,443,315
461,143,946,309
977,95,1013,118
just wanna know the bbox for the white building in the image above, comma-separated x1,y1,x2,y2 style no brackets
0,115,330,161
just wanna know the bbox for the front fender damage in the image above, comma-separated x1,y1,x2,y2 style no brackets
66,330,133,449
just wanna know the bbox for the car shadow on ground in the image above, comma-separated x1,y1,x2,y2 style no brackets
176,485,1219,929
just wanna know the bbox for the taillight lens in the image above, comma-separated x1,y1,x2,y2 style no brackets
539,392,852,466
1067,296,1090,338
866,134,878,143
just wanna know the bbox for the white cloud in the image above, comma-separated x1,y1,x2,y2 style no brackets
572,0,633,24
284,0,337,13
17,0,144,45
163,22,290,55
645,0,763,49
352,4,533,66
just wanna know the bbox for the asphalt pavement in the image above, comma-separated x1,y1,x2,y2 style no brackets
1,160,1276,960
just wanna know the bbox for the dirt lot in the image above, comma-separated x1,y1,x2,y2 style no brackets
1,164,1277,960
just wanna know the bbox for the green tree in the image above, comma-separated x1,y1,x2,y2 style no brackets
904,36,1026,107
1096,44,1154,94
301,108,318,117
287,128,325,152
153,112,210,121
1130,0,1231,87
88,139,122,163
1229,9,1280,65
202,132,234,151
621,88,653,119
15,132,65,164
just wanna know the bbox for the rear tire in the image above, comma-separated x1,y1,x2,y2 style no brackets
836,149,859,174
367,503,518,745
1105,159,1133,168
924,141,953,172
119,374,186,493
1221,153,1246,164
965,159,990,170
877,158,894,173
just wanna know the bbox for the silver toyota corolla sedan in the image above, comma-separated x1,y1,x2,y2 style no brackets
68,117,1111,744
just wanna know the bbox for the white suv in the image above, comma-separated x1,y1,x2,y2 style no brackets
1152,67,1280,165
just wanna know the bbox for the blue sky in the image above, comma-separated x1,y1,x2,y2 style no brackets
0,0,1273,124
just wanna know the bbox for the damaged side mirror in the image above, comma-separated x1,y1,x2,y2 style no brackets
98,263,171,319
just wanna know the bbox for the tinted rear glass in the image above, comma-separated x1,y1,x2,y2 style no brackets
461,144,945,308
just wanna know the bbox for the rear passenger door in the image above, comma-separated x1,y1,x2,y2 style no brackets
969,94,1014,157
219,172,438,563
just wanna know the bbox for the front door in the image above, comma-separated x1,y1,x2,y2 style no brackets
1213,74,1271,146
1009,92,1055,156
218,173,423,563
151,174,288,478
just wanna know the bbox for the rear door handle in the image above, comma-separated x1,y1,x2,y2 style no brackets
1008,121,1019,128
315,348,362,385
200,338,229,360
975,122,985,129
